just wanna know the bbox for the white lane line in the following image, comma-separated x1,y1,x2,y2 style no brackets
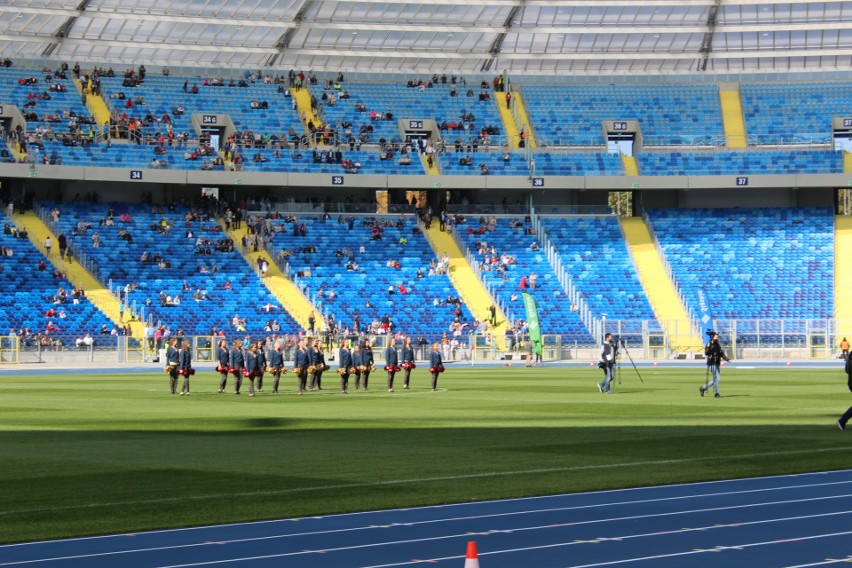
783,556,852,568
358,522,852,568
4,490,851,566
146,510,852,568
3,468,850,549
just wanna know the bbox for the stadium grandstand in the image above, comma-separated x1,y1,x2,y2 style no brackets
0,0,851,361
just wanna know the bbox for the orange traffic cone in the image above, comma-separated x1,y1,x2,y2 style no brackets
464,541,480,567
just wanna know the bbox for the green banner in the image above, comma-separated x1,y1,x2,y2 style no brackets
521,292,543,355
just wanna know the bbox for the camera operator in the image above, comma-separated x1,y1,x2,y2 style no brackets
598,333,615,394
700,332,730,398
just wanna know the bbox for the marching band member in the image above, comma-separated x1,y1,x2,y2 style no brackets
269,343,286,394
385,339,399,392
165,337,180,394
229,339,245,395
293,338,309,395
216,338,230,393
429,343,445,391
352,343,364,390
244,342,259,397
362,339,374,391
314,339,326,390
178,339,194,396
338,340,352,394
254,340,267,392
306,338,317,391
401,336,415,390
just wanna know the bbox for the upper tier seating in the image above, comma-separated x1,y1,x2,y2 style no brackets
537,217,655,322
646,207,834,320
0,219,114,345
532,153,624,176
99,75,302,141
521,84,724,146
740,81,852,144
308,81,505,147
268,216,474,341
637,150,844,176
0,68,94,136
454,218,592,341
45,202,300,337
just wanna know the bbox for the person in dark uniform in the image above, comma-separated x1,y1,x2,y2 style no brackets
178,339,194,396
229,339,245,395
244,342,259,397
306,339,317,391
309,338,322,391
385,339,399,392
216,338,230,393
837,353,852,430
401,336,415,390
269,343,285,394
293,338,309,395
338,340,353,394
314,339,326,390
362,339,374,391
254,340,267,392
700,332,730,398
597,333,615,394
429,343,444,391
165,337,180,394
352,344,364,390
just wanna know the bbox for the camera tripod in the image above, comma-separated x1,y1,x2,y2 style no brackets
614,336,645,385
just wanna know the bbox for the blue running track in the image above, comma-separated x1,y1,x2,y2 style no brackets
2,469,852,567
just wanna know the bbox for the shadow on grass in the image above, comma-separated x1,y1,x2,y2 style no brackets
2,424,851,543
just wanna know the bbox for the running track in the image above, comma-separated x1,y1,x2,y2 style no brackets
2,470,852,567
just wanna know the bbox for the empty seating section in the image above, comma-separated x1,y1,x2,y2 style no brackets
309,82,504,147
439,152,530,176
740,81,852,144
538,217,654,321
98,75,301,141
521,84,724,146
0,223,113,344
638,150,844,176
269,217,472,340
46,202,299,336
646,207,833,320
455,219,592,341
532,153,624,176
0,68,94,136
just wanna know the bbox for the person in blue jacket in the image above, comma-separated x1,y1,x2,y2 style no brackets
339,340,353,394
310,338,324,391
178,339,193,396
837,354,852,430
362,339,374,391
254,340,267,392
385,340,399,392
293,338,309,395
216,338,230,393
315,339,326,390
352,344,364,390
429,343,444,391
244,342,259,397
229,339,245,395
269,343,285,394
165,337,180,394
401,336,415,390
306,339,316,391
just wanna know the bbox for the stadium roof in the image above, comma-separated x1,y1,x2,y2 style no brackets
1,0,851,75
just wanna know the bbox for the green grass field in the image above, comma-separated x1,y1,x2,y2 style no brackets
1,365,851,544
